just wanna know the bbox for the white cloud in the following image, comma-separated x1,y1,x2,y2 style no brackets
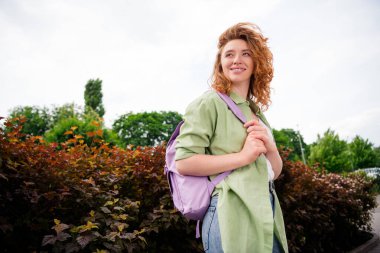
1,0,379,146
332,107,380,144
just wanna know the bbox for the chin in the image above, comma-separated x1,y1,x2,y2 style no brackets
230,78,250,84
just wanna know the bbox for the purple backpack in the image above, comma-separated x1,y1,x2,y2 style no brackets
164,92,247,237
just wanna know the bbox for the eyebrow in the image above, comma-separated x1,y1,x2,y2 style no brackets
224,49,251,54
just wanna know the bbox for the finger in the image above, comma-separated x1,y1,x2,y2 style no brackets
250,133,270,144
260,147,267,153
251,137,265,145
255,144,266,152
246,125,266,133
243,119,260,128
248,139,264,148
248,131,267,139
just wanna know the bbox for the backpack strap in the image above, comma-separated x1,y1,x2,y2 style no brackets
167,120,184,146
197,92,247,238
210,170,231,187
216,92,247,123
207,92,248,187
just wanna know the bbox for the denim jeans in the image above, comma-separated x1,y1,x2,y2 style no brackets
202,195,223,253
202,192,283,253
270,191,283,253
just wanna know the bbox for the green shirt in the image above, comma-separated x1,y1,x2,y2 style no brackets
175,90,288,253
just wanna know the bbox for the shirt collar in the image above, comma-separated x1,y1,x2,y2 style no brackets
229,91,248,105
229,91,262,116
248,100,261,115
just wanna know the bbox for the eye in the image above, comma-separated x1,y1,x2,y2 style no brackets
243,52,251,56
225,53,233,57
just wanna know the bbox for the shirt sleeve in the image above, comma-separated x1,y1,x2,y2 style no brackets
175,94,217,160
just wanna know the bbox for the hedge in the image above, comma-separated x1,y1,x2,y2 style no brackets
0,116,377,252
275,151,376,252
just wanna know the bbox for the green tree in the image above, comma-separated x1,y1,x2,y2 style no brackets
308,129,352,173
44,113,102,146
374,147,380,167
112,111,182,147
273,128,309,162
50,103,83,126
349,136,378,169
45,105,121,147
84,78,105,117
8,106,51,136
103,128,122,147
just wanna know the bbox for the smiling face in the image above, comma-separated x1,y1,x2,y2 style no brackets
221,39,254,88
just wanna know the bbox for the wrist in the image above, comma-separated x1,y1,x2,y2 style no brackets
236,151,250,167
266,148,279,157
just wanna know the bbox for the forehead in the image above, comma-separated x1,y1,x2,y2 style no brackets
222,39,249,52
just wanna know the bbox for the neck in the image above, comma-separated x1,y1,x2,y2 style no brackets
231,82,249,100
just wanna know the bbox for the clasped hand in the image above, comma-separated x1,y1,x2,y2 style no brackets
239,119,277,164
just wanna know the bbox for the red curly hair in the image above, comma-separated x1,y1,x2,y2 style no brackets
211,22,273,110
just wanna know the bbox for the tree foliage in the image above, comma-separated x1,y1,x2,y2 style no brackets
308,129,352,173
50,103,83,126
84,78,105,118
374,147,380,167
44,117,102,147
7,103,85,138
44,109,120,147
349,136,379,169
113,111,182,147
8,106,51,136
308,129,380,172
273,128,309,162
7,103,118,148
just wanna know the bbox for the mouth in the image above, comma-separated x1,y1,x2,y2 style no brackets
230,67,246,73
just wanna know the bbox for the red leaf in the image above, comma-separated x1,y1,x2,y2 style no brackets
86,131,95,137
54,223,70,234
64,130,73,136
0,173,8,181
56,232,71,242
42,235,57,246
76,234,95,248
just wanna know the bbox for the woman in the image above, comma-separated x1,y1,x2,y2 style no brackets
175,22,288,253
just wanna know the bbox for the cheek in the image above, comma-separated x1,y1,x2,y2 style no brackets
247,60,254,73
250,59,255,69
221,60,229,74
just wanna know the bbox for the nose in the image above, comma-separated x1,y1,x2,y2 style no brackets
233,54,241,65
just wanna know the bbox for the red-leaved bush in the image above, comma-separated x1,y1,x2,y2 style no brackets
0,117,202,253
0,116,377,252
275,150,376,253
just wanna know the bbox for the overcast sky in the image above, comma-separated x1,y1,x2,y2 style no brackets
1,0,379,146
